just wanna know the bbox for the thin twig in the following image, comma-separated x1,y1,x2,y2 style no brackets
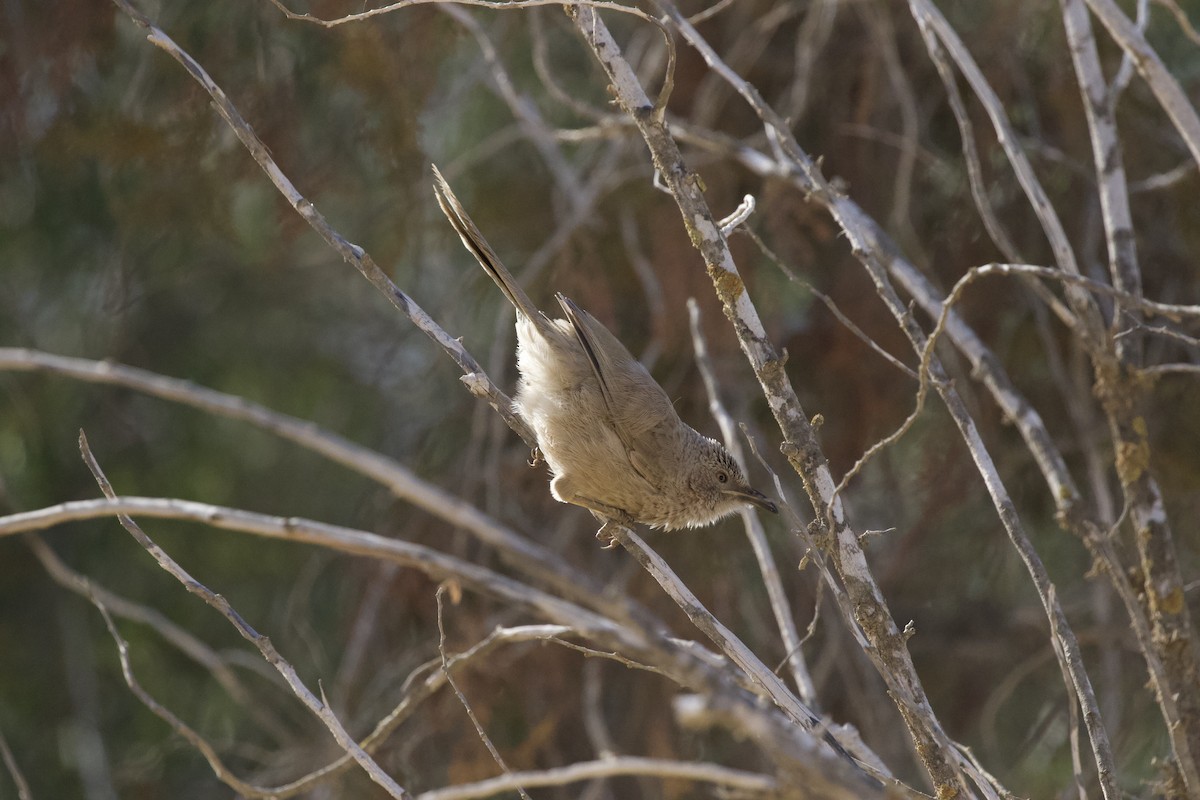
439,4,586,212
267,0,677,113
272,624,639,797
686,0,743,25
918,6,1022,265
1110,0,1150,99
606,526,890,793
1141,363,1200,377
85,591,281,798
0,725,32,800
1130,161,1198,192
77,431,412,799
435,586,531,800
1155,0,1200,44
581,661,616,759
737,227,918,380
414,756,779,800
1048,586,1090,800
27,536,293,745
922,264,1200,376
909,0,1107,344
1083,0,1200,166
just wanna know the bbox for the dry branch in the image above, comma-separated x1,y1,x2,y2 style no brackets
414,756,779,800
567,0,992,793
77,431,412,799
109,0,535,449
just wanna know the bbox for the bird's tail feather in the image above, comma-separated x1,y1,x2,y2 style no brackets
432,165,550,332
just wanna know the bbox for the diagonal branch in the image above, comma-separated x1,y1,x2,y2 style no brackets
0,725,32,800
76,431,412,799
567,2,983,794
5,492,885,795
109,0,534,450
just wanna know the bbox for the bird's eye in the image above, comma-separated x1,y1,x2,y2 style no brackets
717,472,728,483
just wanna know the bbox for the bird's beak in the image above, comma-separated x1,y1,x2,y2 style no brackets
724,486,778,514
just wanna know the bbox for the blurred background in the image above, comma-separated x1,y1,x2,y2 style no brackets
1,0,1198,797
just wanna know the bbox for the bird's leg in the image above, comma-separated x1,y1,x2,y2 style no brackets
528,446,544,467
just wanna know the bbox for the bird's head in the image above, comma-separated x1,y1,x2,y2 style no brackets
677,437,777,528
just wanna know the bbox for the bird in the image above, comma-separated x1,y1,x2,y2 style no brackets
432,166,777,544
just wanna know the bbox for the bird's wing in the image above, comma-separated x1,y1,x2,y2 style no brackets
556,294,678,485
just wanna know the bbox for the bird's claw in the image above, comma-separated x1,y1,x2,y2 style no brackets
596,521,620,549
528,447,544,467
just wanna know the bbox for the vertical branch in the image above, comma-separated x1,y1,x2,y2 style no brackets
882,268,1122,800
1060,4,1200,789
1056,7,1200,785
1060,0,1143,363
604,526,889,796
85,591,286,798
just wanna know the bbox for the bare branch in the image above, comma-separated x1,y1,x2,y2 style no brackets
908,0,1107,342
6,494,885,793
605,525,889,795
1110,0,1149,98
76,431,412,799
0,725,32,800
28,536,293,746
438,4,586,209
414,756,779,800
85,592,283,799
1155,0,1200,44
2,495,626,638
736,227,918,380
271,624,639,798
435,586,531,800
1083,0,1200,167
1061,0,1143,364
109,0,535,448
